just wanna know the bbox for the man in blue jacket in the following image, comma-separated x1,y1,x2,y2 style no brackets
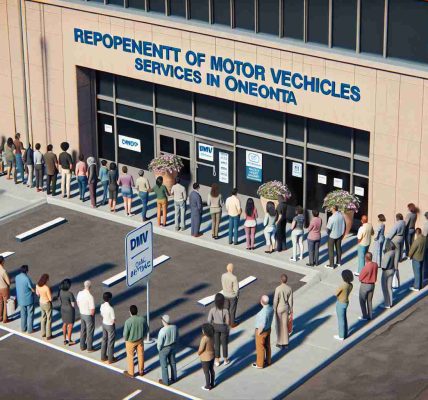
15,265,35,333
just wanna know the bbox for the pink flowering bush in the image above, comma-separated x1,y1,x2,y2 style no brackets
148,154,184,174
257,181,292,200
323,190,360,213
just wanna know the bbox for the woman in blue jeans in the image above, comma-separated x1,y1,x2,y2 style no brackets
334,269,354,341
98,160,109,205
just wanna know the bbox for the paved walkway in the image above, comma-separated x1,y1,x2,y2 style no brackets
1,175,426,399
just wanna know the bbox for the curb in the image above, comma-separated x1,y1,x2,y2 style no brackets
0,198,47,225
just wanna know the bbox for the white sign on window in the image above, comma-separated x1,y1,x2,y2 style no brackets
318,174,327,185
354,186,364,196
219,152,229,184
104,124,113,133
292,162,303,178
333,178,343,188
198,143,214,162
118,135,141,152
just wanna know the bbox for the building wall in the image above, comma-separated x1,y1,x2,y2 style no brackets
1,0,428,226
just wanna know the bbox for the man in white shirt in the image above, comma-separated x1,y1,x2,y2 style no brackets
100,291,116,364
170,177,187,231
77,280,95,352
225,188,242,245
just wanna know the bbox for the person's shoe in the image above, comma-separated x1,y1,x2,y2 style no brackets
223,359,230,366
252,363,263,369
230,323,239,328
123,371,134,378
175,227,180,231
87,349,96,353
139,372,144,377
358,316,368,321
289,257,297,262
102,359,108,364
215,361,221,367
158,379,164,385
306,263,314,267
333,335,344,341
42,334,46,338
233,242,238,245
324,264,335,269
201,386,211,391
108,358,118,364
410,287,420,292
382,305,391,309
45,336,53,341
336,263,342,267
354,272,360,276
80,347,87,351
68,340,76,346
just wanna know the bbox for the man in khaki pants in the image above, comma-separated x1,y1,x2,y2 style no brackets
0,256,11,323
123,305,148,377
252,295,274,369
58,142,73,198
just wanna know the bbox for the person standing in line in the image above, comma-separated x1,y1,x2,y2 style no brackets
153,176,169,227
108,162,118,212
198,323,215,391
15,265,35,334
76,280,95,352
373,214,386,268
43,144,59,196
189,182,203,237
100,292,117,364
98,160,109,206
36,274,52,340
225,188,241,245
404,203,418,257
381,241,396,309
307,210,322,267
33,143,44,192
157,314,178,386
171,176,187,231
244,198,258,250
263,201,278,254
87,157,98,208
408,228,426,292
290,206,305,262
207,293,230,366
325,205,346,269
423,212,428,282
0,256,11,324
5,137,16,182
275,195,288,252
207,183,223,239
13,133,25,184
123,305,148,378
221,263,239,328
75,154,88,201
386,213,406,274
23,142,34,188
358,252,378,321
356,215,374,275
135,169,151,221
334,269,354,341
58,142,73,198
58,278,76,345
252,295,274,369
118,166,134,216
273,274,293,349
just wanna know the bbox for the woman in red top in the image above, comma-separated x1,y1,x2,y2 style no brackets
244,198,258,250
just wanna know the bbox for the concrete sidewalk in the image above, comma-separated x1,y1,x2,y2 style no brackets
1,175,426,399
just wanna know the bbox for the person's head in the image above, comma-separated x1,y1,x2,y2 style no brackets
231,188,238,196
415,227,422,238
226,263,234,273
425,211,428,221
35,143,41,150
7,137,14,147
84,280,91,290
161,314,170,326
277,194,284,203
384,240,396,253
47,144,53,152
193,182,200,190
260,295,269,307
79,154,84,162
60,279,71,291
27,143,32,148
245,198,255,216
280,274,288,284
361,215,368,224
37,273,49,287
0,256,4,267
109,162,117,171
101,160,107,167
365,252,373,262
295,205,303,215
396,213,403,221
137,169,144,176
210,183,219,197
122,166,128,174
15,133,20,140
156,176,163,187
378,214,386,223
312,209,319,218
341,269,354,284
20,265,29,274
266,201,276,217
175,176,181,184
331,205,338,213
103,291,112,303
202,323,214,338
408,203,417,213
214,293,225,310
130,305,138,316
60,142,69,152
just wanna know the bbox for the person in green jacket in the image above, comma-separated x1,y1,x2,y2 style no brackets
409,228,426,291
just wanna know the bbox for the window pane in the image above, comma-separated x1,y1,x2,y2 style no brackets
156,114,192,132
117,104,152,123
354,129,370,157
354,160,369,176
170,0,186,17
360,0,384,55
160,135,174,153
258,0,279,36
353,175,368,216
307,0,329,45
283,0,304,40
108,0,124,6
285,159,304,206
237,133,283,155
190,0,209,22
195,123,233,143
156,85,192,115
195,94,233,125
307,149,350,170
387,0,428,64
116,76,153,106
213,0,230,25
149,0,165,13
235,0,254,31
332,0,357,50
97,72,113,97
128,0,145,10
286,144,303,159
176,139,190,158
237,103,283,136
286,114,304,141
98,113,115,161
97,99,113,114
307,119,352,152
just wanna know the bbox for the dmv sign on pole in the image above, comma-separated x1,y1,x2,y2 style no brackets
125,222,153,287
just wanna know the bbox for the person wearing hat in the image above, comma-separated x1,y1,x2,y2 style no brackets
135,169,151,222
157,314,178,385
0,256,11,324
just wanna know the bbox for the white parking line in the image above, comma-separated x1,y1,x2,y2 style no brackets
16,217,67,242
0,252,14,259
0,332,14,341
122,389,142,400
198,276,257,306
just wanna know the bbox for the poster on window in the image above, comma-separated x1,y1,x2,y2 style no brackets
333,178,343,188
198,143,214,162
219,152,229,184
245,150,262,182
354,186,364,196
118,135,141,152
292,162,303,178
104,124,113,133
318,174,327,185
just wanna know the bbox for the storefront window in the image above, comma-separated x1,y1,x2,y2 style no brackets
307,0,329,45
234,0,255,31
108,0,124,6
286,144,303,160
237,103,283,136
354,160,369,176
286,114,304,142
258,0,279,36
332,0,357,51
285,159,304,206
283,0,304,40
156,85,192,115
360,0,384,55
195,123,233,143
307,119,352,153
156,114,192,132
98,113,115,161
354,129,369,157
237,133,282,155
148,0,165,13
97,99,114,114
195,94,233,125
97,72,113,97
160,135,174,153
169,0,186,17
128,0,145,10
307,149,350,171
213,0,231,26
189,0,209,22
116,104,152,123
116,76,153,106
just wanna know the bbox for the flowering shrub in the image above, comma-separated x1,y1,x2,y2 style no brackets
323,190,360,213
148,154,184,174
257,181,291,200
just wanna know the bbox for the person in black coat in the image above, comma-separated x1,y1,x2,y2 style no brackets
276,195,288,252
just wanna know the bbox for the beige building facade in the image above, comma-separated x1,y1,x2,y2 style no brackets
1,0,428,227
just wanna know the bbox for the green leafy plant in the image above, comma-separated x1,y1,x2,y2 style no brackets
148,154,184,174
257,181,291,200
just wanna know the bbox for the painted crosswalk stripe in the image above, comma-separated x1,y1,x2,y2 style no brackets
16,217,67,242
0,333,14,342
198,276,257,306
122,390,142,400
102,255,170,287
0,252,15,259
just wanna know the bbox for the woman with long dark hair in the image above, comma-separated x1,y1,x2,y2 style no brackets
153,176,169,226
207,183,223,239
108,162,118,212
57,279,76,345
244,198,258,250
334,269,354,341
276,195,288,252
198,323,215,391
263,201,278,253
36,274,52,340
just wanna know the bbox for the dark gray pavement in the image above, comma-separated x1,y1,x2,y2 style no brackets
286,295,428,400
